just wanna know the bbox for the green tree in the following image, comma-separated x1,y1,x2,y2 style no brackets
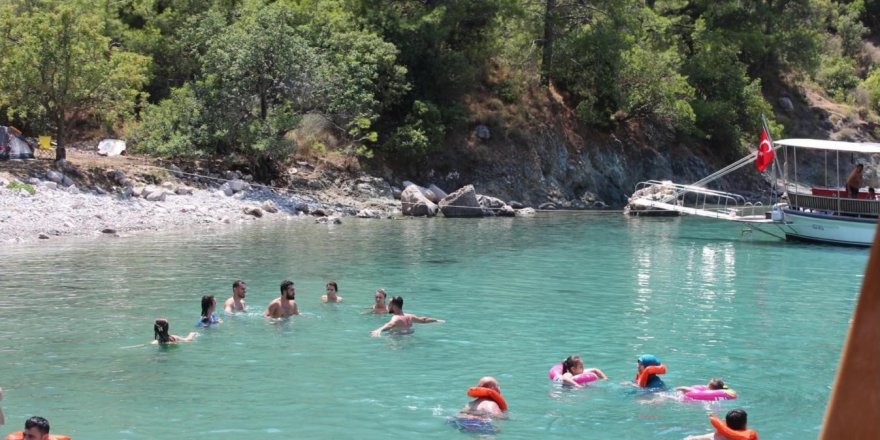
0,1,150,160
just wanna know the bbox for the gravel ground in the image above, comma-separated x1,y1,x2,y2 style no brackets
0,175,401,245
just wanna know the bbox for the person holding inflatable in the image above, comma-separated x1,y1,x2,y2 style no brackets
633,354,667,390
370,296,444,336
459,376,507,419
684,409,758,440
549,355,607,388
676,378,737,401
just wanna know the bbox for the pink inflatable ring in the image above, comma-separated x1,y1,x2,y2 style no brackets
683,385,737,401
548,363,598,384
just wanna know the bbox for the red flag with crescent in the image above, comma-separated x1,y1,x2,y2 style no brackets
756,128,774,172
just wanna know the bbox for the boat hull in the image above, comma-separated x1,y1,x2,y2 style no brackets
780,209,877,246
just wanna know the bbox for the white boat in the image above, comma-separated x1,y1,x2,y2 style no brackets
627,138,880,247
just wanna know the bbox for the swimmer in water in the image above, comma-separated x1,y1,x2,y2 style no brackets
198,295,222,327
321,281,343,303
370,288,388,314
223,280,247,313
458,376,507,419
676,378,737,399
264,280,299,319
558,354,607,387
152,319,197,344
370,296,444,336
633,354,667,390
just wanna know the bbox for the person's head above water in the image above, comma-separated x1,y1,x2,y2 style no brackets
23,416,50,440
637,354,660,367
708,378,725,390
200,295,215,317
280,280,295,299
154,319,170,343
326,281,338,293
726,409,748,430
562,355,584,374
389,295,403,313
476,376,500,391
232,280,246,298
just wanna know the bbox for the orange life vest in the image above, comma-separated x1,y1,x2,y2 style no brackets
634,364,667,387
710,415,759,440
467,386,508,411
5,432,71,440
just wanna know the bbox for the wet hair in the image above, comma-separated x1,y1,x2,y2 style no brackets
200,295,215,322
857,163,864,170
280,280,294,295
327,281,338,291
708,378,725,390
232,280,245,289
375,288,387,298
25,416,50,434
725,409,747,430
389,296,403,310
154,319,170,343
562,355,583,375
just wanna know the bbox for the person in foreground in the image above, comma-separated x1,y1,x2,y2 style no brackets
556,354,607,387
371,296,443,336
197,295,222,327
265,280,299,318
847,163,864,198
10,415,70,440
223,279,247,313
684,409,758,440
0,386,5,426
370,288,388,314
321,281,343,303
153,319,197,344
633,354,667,390
458,376,508,419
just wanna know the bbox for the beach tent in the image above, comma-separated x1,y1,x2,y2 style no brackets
0,126,35,160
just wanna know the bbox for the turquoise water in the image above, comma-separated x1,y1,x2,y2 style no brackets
0,214,867,439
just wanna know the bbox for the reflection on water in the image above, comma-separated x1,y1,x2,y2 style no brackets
0,214,865,439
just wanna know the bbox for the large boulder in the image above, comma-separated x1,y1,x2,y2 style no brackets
427,184,448,201
97,139,126,156
401,185,439,217
477,194,506,216
439,185,483,217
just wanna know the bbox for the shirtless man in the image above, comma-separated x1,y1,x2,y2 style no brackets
847,163,864,198
371,296,443,336
459,376,506,419
224,280,247,313
265,280,299,318
321,281,343,303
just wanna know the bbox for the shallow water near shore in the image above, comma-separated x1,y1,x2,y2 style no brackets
0,214,866,439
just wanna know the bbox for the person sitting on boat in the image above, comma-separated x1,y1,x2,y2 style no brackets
684,409,758,440
458,376,507,419
633,354,667,390
870,187,877,200
197,295,222,327
847,163,864,198
153,318,197,344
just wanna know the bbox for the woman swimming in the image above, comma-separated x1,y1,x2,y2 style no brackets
198,295,222,327
370,288,388,314
153,319,197,344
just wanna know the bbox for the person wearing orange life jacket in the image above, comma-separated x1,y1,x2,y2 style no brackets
459,376,507,419
684,409,758,440
633,354,667,390
4,416,71,440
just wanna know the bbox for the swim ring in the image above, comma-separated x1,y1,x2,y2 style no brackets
683,385,737,401
5,433,71,440
466,386,508,411
548,363,599,384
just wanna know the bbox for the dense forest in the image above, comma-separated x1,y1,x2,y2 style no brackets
2,0,880,180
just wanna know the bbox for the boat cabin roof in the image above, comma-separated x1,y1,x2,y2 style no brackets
775,138,880,154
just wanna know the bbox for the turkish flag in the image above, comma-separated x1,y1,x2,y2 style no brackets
756,128,774,172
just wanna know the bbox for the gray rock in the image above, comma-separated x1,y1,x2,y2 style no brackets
391,186,403,200
145,190,166,202
175,185,193,195
121,186,133,198
515,207,537,216
498,205,516,217
101,228,116,234
474,124,491,140
538,202,557,210
132,186,144,197
439,185,483,217
27,177,41,185
220,184,234,197
427,184,448,201
0,177,8,187
142,185,159,197
110,170,127,183
779,96,794,111
120,178,133,188
94,187,108,195
401,185,439,217
38,233,50,239
67,185,79,194
261,200,279,213
42,181,58,190
242,174,253,182
356,209,381,219
46,170,64,183
168,164,183,177
161,181,175,190
224,170,237,181
508,201,525,209
229,179,247,192
61,176,75,187
243,206,264,217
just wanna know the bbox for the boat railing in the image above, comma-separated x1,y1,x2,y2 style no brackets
630,180,764,217
787,193,880,217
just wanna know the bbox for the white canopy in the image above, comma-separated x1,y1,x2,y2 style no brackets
775,138,880,154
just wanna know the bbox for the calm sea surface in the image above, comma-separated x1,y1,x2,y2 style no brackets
0,214,867,439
